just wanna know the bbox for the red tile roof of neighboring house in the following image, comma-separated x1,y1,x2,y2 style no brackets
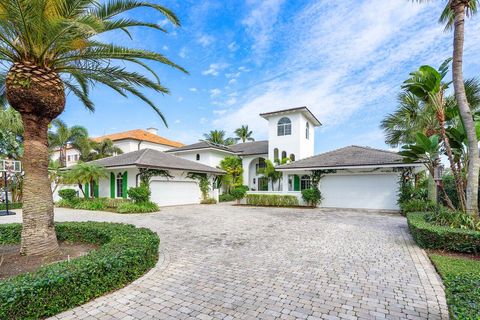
91,129,184,148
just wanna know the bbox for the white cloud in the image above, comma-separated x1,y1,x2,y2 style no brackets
202,63,229,76
227,41,238,52
189,87,198,92
179,47,187,59
213,109,228,115
162,45,169,51
215,0,465,142
242,0,286,61
228,79,237,85
197,34,215,47
177,97,183,102
158,19,170,28
200,117,208,124
226,97,237,106
210,88,222,97
174,119,181,124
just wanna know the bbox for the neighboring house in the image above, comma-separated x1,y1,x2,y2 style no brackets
168,106,422,210
50,128,184,166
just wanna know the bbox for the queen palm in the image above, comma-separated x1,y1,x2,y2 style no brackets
48,119,88,166
0,0,186,256
89,139,123,160
234,125,255,143
413,0,479,213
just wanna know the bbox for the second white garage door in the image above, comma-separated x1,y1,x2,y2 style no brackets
150,180,201,206
320,174,399,210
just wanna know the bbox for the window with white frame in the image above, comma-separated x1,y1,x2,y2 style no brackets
277,117,291,136
300,175,311,190
116,173,123,198
306,122,310,139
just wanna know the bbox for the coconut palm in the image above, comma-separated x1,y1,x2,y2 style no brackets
0,0,186,256
234,125,255,143
90,139,123,159
203,130,235,146
412,0,479,213
48,119,88,167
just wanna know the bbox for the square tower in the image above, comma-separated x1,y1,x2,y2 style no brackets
260,107,321,162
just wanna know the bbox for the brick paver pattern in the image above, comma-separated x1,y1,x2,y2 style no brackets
2,205,448,319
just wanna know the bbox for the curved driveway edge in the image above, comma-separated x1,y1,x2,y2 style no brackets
1,205,448,319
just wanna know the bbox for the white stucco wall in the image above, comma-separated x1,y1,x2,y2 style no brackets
171,149,231,168
266,112,315,162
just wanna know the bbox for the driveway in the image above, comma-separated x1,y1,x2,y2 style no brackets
1,205,448,320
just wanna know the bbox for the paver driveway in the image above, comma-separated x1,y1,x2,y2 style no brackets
2,205,448,320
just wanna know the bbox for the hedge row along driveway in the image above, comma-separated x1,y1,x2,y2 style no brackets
0,222,159,320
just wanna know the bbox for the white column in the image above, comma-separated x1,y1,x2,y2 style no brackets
282,171,289,193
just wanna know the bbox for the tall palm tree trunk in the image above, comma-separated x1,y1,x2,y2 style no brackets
437,109,467,211
452,1,479,215
20,114,59,255
6,61,65,256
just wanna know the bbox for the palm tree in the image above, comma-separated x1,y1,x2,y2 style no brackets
0,107,23,159
234,125,255,143
0,0,186,256
90,139,123,159
63,162,107,198
412,0,479,214
403,61,467,211
48,119,88,167
203,130,235,146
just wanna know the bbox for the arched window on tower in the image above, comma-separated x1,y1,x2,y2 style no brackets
290,154,295,162
277,117,291,136
274,148,279,161
281,151,287,160
306,122,310,139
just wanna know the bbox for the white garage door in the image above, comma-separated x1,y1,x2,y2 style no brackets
320,174,399,210
150,180,201,206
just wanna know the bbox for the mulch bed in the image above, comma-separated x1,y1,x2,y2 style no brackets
0,242,97,280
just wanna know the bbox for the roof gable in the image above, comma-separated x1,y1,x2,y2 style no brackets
277,145,418,170
90,148,224,174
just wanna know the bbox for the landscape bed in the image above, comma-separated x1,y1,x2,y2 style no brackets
0,222,159,320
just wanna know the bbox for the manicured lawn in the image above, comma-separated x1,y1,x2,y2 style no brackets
429,254,480,319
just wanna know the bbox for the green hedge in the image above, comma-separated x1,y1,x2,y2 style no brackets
0,222,159,320
0,203,22,210
245,194,299,207
430,254,480,319
407,212,480,254
219,194,235,202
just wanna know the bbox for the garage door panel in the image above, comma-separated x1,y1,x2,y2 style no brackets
320,174,399,210
150,180,201,206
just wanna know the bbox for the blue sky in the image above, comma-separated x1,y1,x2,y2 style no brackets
60,0,480,153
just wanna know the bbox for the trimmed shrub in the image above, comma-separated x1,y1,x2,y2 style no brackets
116,201,159,214
219,194,235,202
0,202,22,210
72,198,108,211
245,194,299,207
0,222,159,319
407,212,480,253
104,198,130,209
301,188,323,207
429,254,480,319
200,198,217,204
231,187,247,203
58,188,77,201
127,186,151,203
400,199,435,213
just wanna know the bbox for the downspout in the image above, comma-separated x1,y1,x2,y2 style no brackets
137,140,142,150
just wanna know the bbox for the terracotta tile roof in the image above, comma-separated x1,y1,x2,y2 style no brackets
91,129,184,148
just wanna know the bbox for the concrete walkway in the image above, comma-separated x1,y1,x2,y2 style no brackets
1,205,448,319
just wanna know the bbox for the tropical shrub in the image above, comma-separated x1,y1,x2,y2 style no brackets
407,212,480,253
441,173,460,209
219,194,235,202
400,199,435,213
245,194,299,207
72,198,108,211
301,188,323,207
425,207,480,231
200,198,217,204
429,254,480,320
231,187,247,203
58,189,77,201
397,182,428,206
116,201,159,214
0,222,159,319
127,186,151,203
